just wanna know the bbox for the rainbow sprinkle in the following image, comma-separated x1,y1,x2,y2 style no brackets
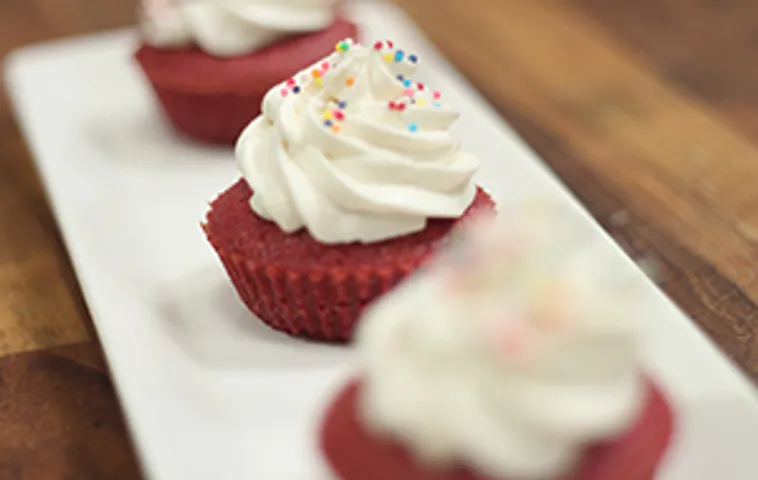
322,97,350,133
335,40,350,53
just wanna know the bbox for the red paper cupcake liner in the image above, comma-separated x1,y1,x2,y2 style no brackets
211,249,414,342
320,379,675,480
150,86,265,144
204,180,495,343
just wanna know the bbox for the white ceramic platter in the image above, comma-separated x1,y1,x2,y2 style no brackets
6,2,758,479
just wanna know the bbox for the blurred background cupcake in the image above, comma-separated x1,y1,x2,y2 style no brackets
204,39,495,342
320,206,675,480
134,0,359,145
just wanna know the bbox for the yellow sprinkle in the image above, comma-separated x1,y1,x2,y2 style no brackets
331,124,342,134
383,53,393,62
346,77,356,87
323,111,333,120
315,78,323,86
417,99,427,106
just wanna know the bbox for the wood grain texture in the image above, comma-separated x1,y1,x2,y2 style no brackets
0,343,141,480
2,0,758,477
395,0,758,377
0,1,141,478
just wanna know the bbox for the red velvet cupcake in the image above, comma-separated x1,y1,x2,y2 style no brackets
319,208,676,479
322,380,674,480
204,39,495,342
134,0,359,144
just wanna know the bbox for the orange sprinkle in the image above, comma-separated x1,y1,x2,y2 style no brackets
345,77,356,87
331,124,342,134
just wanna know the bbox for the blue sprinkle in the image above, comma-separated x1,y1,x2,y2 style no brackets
293,85,301,94
409,123,418,133
434,102,441,108
394,50,405,62
408,54,418,64
402,79,412,87
324,120,333,127
396,74,404,81
338,101,348,109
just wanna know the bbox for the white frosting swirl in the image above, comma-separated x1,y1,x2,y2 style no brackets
357,206,646,479
139,0,340,57
236,40,479,244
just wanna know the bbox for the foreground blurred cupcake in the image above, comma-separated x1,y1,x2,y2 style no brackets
204,39,495,341
134,0,358,144
320,206,675,480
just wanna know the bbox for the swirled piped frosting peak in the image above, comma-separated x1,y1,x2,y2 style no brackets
236,39,480,244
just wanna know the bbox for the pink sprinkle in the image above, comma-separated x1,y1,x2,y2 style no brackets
396,102,406,111
333,110,345,121
417,82,425,91
433,90,441,100
373,41,383,50
286,78,296,86
404,88,415,97
321,61,330,71
280,88,289,97
387,40,394,48
388,101,397,110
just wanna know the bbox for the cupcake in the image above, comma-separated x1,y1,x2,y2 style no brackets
134,0,359,144
204,39,495,342
320,206,675,479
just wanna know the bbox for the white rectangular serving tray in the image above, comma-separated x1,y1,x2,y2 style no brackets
6,2,758,479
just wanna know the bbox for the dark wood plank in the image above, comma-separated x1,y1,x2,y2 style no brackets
0,342,141,480
572,0,758,139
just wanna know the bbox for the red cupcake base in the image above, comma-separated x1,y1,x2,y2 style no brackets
204,179,495,342
320,379,675,480
135,18,359,145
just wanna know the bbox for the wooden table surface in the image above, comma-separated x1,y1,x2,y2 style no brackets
2,0,758,477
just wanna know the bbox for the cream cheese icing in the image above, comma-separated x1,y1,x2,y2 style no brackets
235,39,479,244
